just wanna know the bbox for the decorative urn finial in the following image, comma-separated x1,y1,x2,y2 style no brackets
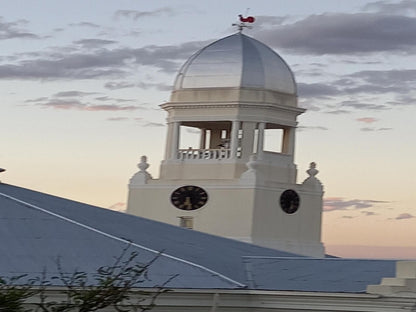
302,162,323,191
307,162,318,178
129,156,152,186
138,155,150,172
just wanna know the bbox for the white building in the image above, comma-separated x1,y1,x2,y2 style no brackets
127,32,324,257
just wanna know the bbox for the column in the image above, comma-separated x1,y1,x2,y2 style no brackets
170,122,180,159
230,121,240,158
282,127,295,156
256,122,265,160
163,123,173,160
199,129,206,149
240,122,256,161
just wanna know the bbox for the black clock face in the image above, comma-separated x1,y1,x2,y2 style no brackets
171,185,208,211
280,189,300,214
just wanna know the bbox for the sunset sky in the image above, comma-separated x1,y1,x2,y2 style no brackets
2,0,416,258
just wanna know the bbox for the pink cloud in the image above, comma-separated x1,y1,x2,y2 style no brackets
395,213,415,220
85,104,138,111
324,197,387,212
357,117,377,123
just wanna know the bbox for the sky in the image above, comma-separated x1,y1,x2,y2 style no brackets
2,0,416,259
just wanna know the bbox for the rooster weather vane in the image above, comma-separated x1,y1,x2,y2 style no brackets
233,14,256,32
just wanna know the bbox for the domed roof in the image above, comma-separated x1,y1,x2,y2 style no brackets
173,32,296,95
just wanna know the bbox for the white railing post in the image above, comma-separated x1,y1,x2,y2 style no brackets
177,148,232,160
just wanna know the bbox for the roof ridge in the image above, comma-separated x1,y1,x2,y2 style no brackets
0,191,246,288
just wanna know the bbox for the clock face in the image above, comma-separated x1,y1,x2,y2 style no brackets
280,189,300,214
171,185,208,211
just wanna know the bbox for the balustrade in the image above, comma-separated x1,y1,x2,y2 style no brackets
178,148,231,160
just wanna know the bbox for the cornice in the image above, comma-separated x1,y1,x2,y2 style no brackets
160,101,305,114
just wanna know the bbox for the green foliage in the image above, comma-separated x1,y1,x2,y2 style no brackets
0,245,173,312
0,276,34,312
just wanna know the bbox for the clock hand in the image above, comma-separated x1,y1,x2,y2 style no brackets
184,197,192,210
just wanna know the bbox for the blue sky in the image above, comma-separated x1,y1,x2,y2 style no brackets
2,0,416,258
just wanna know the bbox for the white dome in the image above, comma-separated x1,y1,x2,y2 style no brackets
173,33,296,95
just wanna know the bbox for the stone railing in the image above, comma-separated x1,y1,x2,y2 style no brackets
178,148,231,160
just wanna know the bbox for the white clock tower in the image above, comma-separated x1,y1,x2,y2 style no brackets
127,32,325,257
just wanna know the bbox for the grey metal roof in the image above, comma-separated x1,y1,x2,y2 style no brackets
243,257,396,292
173,33,297,95
0,183,297,289
0,183,397,292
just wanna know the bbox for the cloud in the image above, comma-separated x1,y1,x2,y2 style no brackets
0,40,206,80
39,99,86,110
395,213,415,220
360,127,393,132
115,7,175,20
361,211,377,216
325,110,351,115
0,17,40,40
74,39,117,49
297,82,339,98
347,69,416,89
107,117,129,121
256,12,416,55
0,58,126,80
85,104,138,111
104,81,173,91
143,122,165,127
137,81,172,91
296,67,416,111
25,97,49,103
360,127,375,132
357,117,378,124
69,22,100,28
297,126,329,131
364,0,416,15
104,81,135,90
94,96,134,103
53,91,97,97
340,101,388,111
29,97,139,111
324,197,388,212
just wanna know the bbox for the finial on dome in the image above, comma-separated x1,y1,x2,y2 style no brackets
138,155,150,172
129,155,152,186
232,14,255,32
302,162,323,191
307,162,318,178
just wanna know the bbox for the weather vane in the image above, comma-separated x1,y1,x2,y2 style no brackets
232,14,255,32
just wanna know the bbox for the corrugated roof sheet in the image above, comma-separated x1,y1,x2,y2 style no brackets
0,183,398,292
243,257,396,292
0,183,296,289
